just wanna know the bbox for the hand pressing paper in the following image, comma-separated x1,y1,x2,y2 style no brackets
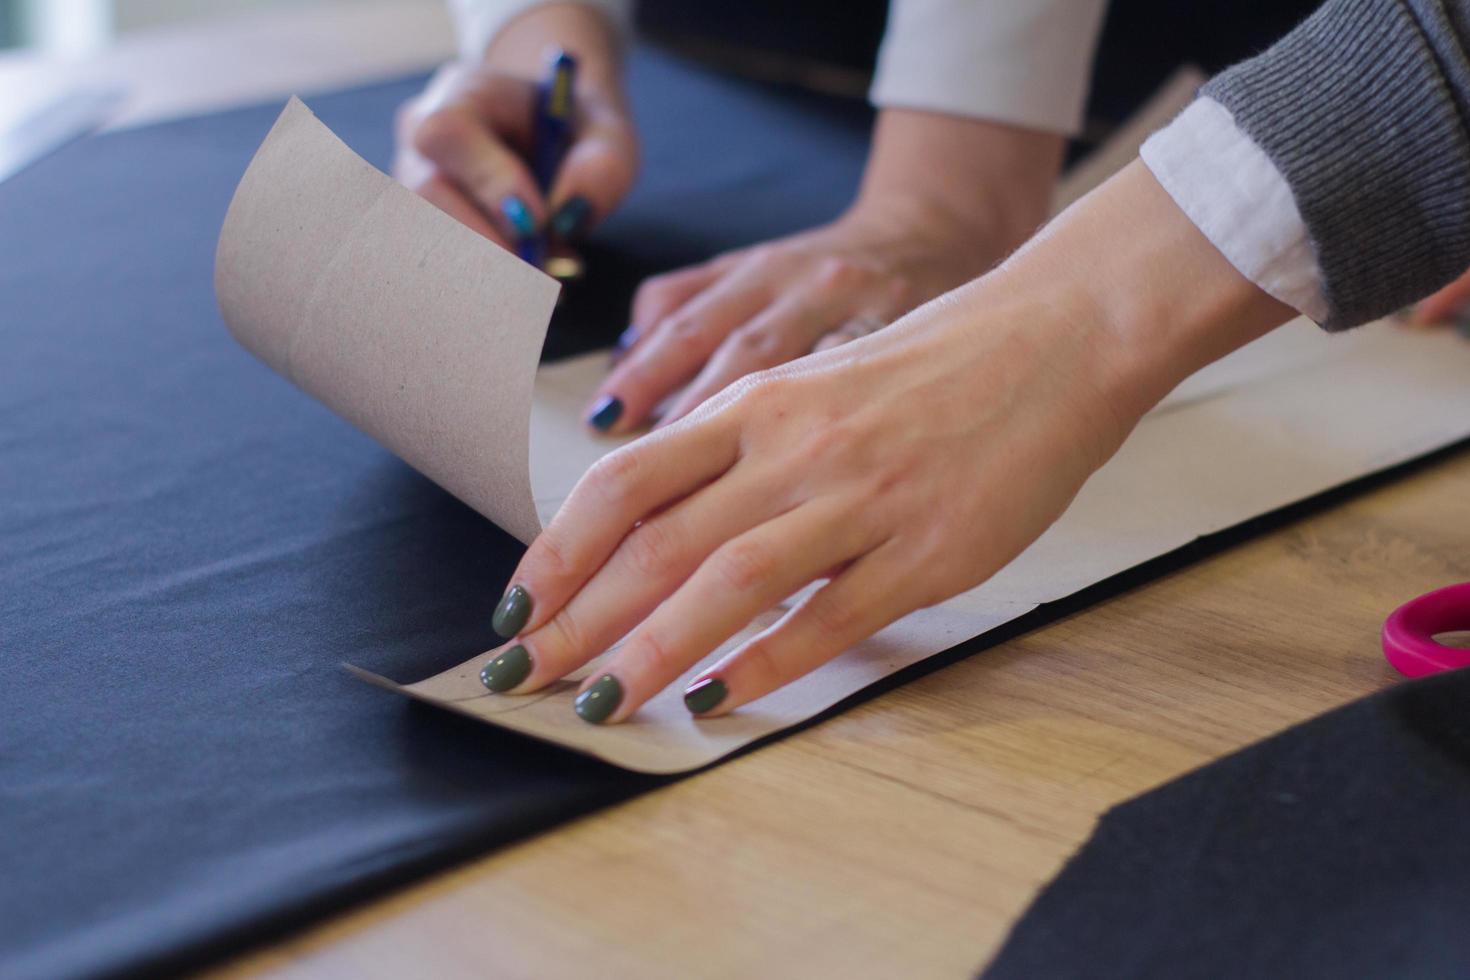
217,99,1470,774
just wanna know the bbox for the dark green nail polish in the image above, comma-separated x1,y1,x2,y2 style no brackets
480,645,532,693
500,195,535,237
575,674,623,724
588,395,623,432
492,584,532,637
550,195,593,240
683,677,727,715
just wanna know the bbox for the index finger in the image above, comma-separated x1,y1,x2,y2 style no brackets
490,412,742,641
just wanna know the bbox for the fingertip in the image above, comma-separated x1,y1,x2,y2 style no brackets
610,325,640,364
548,194,595,242
682,675,728,716
491,583,533,637
573,673,625,725
499,194,539,238
479,642,533,693
586,394,625,433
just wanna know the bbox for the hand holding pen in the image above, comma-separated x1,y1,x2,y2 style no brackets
391,6,637,264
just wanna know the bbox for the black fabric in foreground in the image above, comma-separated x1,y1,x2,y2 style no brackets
983,666,1470,979
1,52,870,979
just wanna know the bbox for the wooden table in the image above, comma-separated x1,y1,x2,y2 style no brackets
13,6,1468,977
217,450,1468,980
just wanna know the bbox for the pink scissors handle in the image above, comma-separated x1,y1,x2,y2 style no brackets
1382,582,1470,677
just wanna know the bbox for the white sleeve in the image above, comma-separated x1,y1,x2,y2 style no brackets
447,0,633,62
870,0,1109,136
1140,97,1329,324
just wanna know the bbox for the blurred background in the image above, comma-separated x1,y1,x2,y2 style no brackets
0,0,1306,185
0,1,378,56
0,0,888,165
0,0,454,142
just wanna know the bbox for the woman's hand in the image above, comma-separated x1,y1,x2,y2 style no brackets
482,162,1296,723
583,110,1066,434
393,4,636,249
590,200,998,432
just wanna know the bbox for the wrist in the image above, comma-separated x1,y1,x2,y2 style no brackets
483,2,626,102
1008,160,1295,425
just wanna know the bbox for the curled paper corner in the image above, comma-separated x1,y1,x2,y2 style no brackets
215,95,559,545
341,663,401,693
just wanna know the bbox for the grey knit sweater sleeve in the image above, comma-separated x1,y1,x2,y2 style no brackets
1202,0,1470,330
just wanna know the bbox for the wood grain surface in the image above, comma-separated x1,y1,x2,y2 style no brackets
216,448,1470,979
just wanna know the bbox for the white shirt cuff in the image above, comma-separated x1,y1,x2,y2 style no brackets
1141,96,1330,324
447,0,632,62
869,0,1108,135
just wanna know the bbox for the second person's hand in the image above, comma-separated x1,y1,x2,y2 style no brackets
393,4,637,251
583,109,1066,433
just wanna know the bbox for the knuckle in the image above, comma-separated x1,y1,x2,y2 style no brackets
662,313,706,340
623,519,681,578
729,324,783,363
737,637,783,688
807,591,859,637
813,255,862,292
585,447,643,508
712,538,776,593
634,627,683,680
732,372,795,417
540,607,590,658
579,143,636,190
530,528,574,582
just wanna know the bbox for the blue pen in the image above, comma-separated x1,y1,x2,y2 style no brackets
533,50,576,190
517,49,577,267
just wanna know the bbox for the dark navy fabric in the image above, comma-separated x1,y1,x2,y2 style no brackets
983,666,1470,979
1,50,869,979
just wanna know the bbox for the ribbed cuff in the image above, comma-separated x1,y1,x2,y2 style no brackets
1203,0,1470,330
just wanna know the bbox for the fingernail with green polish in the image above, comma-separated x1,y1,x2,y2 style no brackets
480,644,532,693
492,584,532,638
587,394,623,432
683,677,727,715
550,195,593,240
575,674,623,724
500,195,536,237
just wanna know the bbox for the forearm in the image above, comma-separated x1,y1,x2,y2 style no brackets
854,109,1064,274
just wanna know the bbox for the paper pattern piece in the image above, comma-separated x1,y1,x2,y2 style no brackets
218,100,1470,773
216,98,559,544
